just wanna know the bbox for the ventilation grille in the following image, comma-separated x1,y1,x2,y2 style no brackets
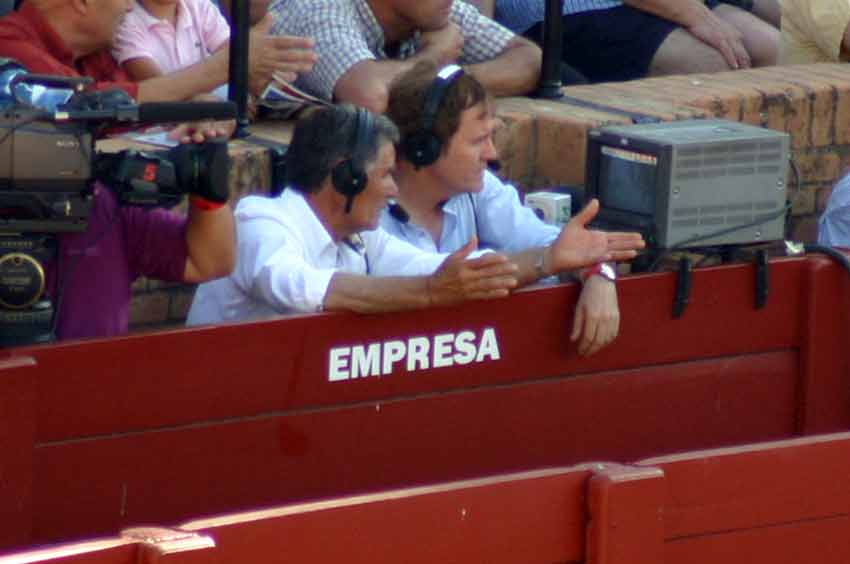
671,140,783,229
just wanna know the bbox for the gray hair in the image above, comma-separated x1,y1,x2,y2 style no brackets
285,104,399,194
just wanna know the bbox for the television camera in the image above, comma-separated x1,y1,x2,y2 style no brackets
0,59,236,346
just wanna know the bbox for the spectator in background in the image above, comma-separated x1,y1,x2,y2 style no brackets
3,0,315,102
267,0,541,113
384,62,644,355
113,0,314,90
819,173,850,247
780,0,850,64
486,0,778,84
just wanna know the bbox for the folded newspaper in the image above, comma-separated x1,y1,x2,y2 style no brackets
258,73,329,120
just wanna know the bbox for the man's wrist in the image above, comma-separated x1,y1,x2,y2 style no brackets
579,262,616,284
535,247,552,279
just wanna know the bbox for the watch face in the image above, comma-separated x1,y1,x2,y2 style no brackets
600,263,616,281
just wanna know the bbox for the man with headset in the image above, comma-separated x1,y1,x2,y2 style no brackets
187,104,640,323
383,62,639,356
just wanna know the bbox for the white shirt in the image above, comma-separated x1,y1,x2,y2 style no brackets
187,190,448,325
380,170,561,254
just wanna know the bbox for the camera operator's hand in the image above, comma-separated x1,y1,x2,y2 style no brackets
168,119,236,144
427,238,519,306
546,199,645,274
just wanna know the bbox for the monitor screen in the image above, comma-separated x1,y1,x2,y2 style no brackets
597,146,657,216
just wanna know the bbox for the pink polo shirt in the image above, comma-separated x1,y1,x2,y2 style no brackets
112,0,230,74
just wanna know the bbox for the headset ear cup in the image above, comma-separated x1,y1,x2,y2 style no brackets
332,159,368,199
402,131,442,169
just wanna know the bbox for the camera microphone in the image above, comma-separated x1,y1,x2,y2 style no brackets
136,101,238,124
54,99,238,124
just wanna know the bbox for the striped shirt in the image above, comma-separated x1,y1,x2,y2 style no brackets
269,0,515,101
495,0,622,34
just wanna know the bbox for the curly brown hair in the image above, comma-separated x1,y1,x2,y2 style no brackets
386,60,491,161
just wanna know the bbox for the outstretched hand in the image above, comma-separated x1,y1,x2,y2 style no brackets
428,237,519,306
547,199,645,273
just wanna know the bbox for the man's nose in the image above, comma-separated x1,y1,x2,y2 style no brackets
482,136,499,161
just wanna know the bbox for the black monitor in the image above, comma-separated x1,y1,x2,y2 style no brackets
585,120,789,249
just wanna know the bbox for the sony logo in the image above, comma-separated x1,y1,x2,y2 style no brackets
55,139,80,149
328,327,501,382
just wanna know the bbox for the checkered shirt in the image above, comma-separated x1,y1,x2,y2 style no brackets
495,0,623,34
269,0,515,101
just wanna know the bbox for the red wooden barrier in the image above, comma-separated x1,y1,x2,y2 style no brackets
0,255,848,552
4,432,850,563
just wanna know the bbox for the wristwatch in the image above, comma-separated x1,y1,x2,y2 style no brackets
580,262,616,283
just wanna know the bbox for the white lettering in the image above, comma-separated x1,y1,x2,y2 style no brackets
453,331,476,365
382,340,406,375
327,327,502,382
329,348,350,382
476,327,501,362
351,343,381,379
432,333,455,368
407,337,430,371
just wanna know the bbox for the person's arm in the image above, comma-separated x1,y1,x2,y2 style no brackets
333,23,465,113
464,35,541,97
323,239,518,313
570,276,619,356
136,16,315,102
183,203,236,283
122,57,164,81
623,0,750,69
505,200,645,287
453,1,541,96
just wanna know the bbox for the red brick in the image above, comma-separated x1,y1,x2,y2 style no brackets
493,99,537,187
532,100,629,187
793,151,841,183
770,66,837,147
817,184,835,214
790,186,816,216
790,215,819,243
800,64,850,145
730,69,811,149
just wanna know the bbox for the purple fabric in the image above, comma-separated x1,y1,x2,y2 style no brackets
45,184,189,341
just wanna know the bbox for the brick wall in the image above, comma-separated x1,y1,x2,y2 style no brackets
131,63,850,330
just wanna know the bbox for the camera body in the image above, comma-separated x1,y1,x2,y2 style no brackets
0,66,232,346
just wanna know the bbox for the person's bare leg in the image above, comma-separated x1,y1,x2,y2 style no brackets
648,27,732,76
751,0,780,29
713,3,779,66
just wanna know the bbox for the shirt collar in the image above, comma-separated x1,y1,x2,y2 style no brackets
18,2,74,67
352,0,419,58
135,0,193,32
279,189,340,258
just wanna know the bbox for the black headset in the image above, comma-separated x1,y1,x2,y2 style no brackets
332,106,373,213
399,64,465,169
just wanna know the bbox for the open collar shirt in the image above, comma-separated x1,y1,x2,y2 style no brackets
380,170,560,254
268,0,515,100
187,189,448,326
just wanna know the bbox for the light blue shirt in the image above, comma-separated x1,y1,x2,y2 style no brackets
495,0,623,35
819,174,850,247
380,170,561,254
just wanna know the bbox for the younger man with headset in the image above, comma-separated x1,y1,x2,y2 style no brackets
187,104,640,323
383,62,639,356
